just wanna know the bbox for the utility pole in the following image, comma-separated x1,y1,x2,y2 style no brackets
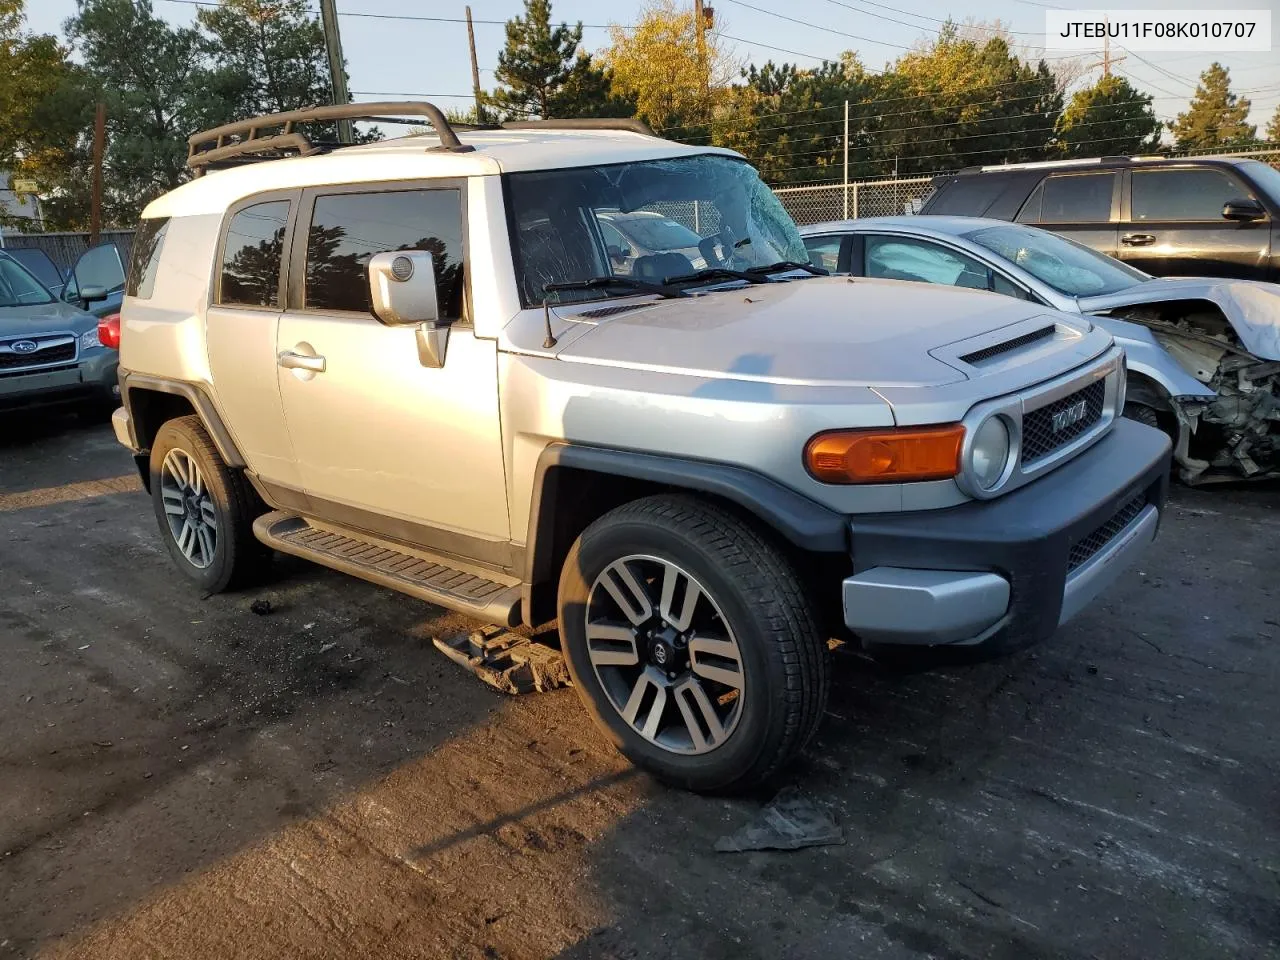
1089,24,1125,78
89,102,105,246
466,6,485,123
319,0,353,143
693,0,710,104
843,100,850,219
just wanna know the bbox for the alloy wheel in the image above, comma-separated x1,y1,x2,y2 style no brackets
159,448,218,569
585,555,745,754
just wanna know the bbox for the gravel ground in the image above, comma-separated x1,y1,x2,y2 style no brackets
1,413,1277,960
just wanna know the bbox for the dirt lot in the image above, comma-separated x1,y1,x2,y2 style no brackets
1,413,1277,960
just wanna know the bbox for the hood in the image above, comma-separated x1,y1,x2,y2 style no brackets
553,277,1057,387
0,299,96,337
1077,277,1280,360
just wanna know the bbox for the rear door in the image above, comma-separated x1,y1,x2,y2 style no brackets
204,191,301,489
1015,171,1120,258
1120,166,1271,279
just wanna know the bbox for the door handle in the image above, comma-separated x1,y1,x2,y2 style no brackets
278,351,326,372
1121,234,1156,246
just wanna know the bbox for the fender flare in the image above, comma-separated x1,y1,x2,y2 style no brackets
120,372,246,468
523,442,849,589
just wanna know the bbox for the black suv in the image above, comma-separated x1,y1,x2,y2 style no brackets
920,156,1280,281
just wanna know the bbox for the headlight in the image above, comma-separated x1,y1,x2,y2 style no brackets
79,329,100,352
970,415,1011,490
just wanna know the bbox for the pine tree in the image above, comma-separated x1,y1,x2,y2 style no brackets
1266,104,1280,144
1171,62,1256,150
1057,74,1162,157
488,0,621,120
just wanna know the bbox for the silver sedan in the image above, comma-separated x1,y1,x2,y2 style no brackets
801,216,1280,484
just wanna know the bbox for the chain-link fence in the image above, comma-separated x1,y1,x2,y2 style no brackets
773,177,935,226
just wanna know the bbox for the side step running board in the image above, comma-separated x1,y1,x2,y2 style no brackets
253,511,522,627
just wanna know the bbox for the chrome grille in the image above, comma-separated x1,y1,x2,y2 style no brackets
1022,379,1106,465
1068,495,1146,572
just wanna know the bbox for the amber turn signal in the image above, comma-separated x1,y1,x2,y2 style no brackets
804,424,965,484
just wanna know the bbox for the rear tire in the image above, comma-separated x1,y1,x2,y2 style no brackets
557,495,829,793
149,415,269,593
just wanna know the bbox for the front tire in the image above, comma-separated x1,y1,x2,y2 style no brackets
149,415,269,593
557,495,829,792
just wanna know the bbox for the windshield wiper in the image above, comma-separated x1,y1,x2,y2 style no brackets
662,267,767,286
542,276,687,299
744,260,828,277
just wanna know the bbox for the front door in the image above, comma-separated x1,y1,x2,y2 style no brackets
275,181,511,555
1120,166,1272,279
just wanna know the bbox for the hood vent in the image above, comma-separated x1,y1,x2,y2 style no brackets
576,302,655,320
959,324,1055,365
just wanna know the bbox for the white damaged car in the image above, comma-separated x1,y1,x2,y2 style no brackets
802,216,1280,483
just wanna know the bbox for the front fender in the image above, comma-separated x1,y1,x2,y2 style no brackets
1089,316,1217,400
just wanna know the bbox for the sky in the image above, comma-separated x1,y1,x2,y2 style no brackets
25,0,1280,142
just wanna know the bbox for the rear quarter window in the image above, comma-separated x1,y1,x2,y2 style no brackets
924,177,1014,216
126,217,170,299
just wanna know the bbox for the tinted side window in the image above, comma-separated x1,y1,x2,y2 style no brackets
991,272,1030,300
1014,182,1043,223
1039,173,1116,223
865,236,990,290
219,201,290,307
127,217,169,299
304,189,464,317
803,236,842,273
1132,168,1255,221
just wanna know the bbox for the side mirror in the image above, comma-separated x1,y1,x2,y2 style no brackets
79,284,108,307
368,250,448,368
1222,198,1265,222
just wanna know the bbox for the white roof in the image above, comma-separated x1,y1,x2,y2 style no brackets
143,128,739,218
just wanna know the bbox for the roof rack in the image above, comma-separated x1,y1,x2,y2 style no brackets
499,117,656,137
187,101,473,176
188,102,659,176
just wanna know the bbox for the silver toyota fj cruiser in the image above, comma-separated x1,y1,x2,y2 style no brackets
111,104,1171,791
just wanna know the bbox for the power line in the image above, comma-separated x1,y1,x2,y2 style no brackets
815,0,1044,37
721,0,1084,60
718,0,915,51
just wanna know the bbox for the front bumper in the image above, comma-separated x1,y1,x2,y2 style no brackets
841,418,1171,651
0,350,118,411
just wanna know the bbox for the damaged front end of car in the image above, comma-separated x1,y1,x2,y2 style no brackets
1110,305,1280,484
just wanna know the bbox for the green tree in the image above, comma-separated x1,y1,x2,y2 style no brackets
64,0,224,224
1057,74,1162,157
1265,104,1280,144
488,0,624,120
0,0,84,228
886,27,1063,174
1171,62,1256,150
196,0,328,118
196,0,376,143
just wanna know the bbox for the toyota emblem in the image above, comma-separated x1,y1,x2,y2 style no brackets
10,340,38,354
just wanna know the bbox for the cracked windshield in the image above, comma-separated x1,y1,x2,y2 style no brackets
507,154,809,304
964,223,1149,297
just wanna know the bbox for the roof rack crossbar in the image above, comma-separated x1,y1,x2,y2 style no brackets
187,100,473,175
499,117,656,137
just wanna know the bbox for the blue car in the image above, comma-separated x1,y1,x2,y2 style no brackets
0,246,121,414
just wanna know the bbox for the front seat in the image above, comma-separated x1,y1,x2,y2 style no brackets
632,251,694,283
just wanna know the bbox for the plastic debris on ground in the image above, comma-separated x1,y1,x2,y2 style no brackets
433,627,572,695
715,786,845,853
